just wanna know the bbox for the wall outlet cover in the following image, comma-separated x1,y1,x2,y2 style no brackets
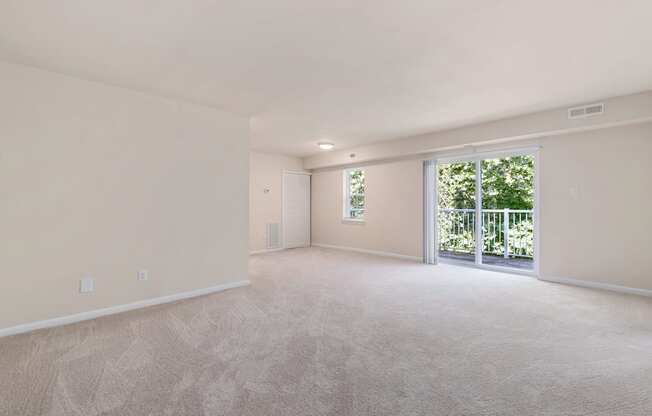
137,270,149,281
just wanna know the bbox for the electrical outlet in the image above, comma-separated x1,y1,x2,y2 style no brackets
137,270,149,281
80,277,95,293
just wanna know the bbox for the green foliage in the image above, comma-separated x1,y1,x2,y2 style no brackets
508,219,534,257
437,211,475,254
437,156,535,258
481,156,534,210
348,169,365,218
437,156,534,210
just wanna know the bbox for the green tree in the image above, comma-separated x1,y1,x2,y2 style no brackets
437,156,535,258
481,156,534,210
348,169,365,217
437,156,534,210
438,161,476,209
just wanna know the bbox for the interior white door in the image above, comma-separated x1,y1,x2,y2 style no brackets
283,172,311,248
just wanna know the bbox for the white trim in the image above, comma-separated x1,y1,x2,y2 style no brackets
341,218,365,225
540,276,652,298
474,159,482,265
533,150,541,276
282,172,286,248
250,248,285,255
423,160,436,264
343,167,365,221
431,161,438,264
0,280,251,338
282,169,312,176
342,169,349,218
312,243,423,262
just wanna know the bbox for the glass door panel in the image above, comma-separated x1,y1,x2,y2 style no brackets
437,161,476,263
480,155,535,270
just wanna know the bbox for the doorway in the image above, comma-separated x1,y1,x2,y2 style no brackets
282,171,311,248
427,149,538,273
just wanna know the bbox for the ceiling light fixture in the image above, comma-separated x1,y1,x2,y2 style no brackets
318,142,334,150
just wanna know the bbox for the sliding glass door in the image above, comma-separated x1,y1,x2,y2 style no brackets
480,156,535,270
431,150,537,272
437,161,477,264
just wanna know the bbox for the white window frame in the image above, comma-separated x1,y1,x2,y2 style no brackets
343,167,365,221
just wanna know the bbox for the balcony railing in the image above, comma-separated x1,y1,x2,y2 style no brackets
438,208,534,259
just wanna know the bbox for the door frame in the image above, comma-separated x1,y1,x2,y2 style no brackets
282,170,312,249
428,147,540,277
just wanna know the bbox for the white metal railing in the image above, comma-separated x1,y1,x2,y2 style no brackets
438,208,534,258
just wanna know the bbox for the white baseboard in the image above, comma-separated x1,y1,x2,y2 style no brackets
540,276,652,298
0,280,251,338
250,248,284,255
312,243,423,262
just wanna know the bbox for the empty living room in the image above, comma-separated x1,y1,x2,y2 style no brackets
2,1,652,415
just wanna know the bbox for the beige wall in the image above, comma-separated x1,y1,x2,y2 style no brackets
249,152,303,252
0,62,250,330
312,159,423,259
539,124,652,288
311,123,652,290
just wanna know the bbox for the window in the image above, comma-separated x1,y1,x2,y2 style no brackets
344,168,365,219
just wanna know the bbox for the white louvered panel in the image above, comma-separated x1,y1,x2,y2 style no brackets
266,223,281,249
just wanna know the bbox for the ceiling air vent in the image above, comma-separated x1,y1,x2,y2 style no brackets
568,103,604,119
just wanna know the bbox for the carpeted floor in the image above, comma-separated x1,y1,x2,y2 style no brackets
2,247,652,415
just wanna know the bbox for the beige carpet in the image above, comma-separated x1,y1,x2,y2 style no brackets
2,247,652,415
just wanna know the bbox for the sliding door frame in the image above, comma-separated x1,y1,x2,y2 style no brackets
474,159,483,266
423,160,437,264
428,147,540,277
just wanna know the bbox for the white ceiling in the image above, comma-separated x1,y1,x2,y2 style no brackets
1,1,651,156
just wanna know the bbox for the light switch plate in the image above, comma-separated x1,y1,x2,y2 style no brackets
80,277,95,293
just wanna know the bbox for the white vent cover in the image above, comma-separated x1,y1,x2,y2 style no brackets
266,223,281,249
568,103,604,119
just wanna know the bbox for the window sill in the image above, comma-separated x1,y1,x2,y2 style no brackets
342,218,365,225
